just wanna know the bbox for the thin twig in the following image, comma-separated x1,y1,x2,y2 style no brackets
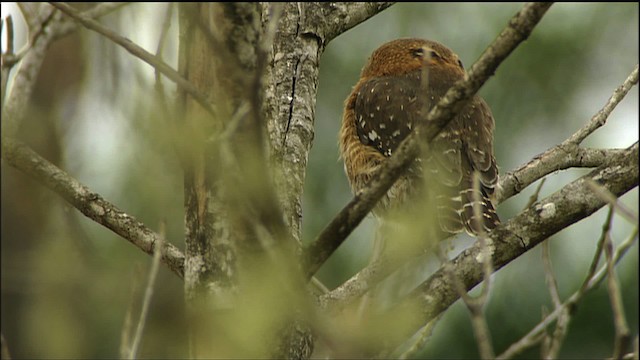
17,3,40,29
497,225,639,359
129,222,165,359
586,179,639,225
463,171,496,360
524,178,547,210
542,241,562,308
154,2,174,89
120,264,143,359
5,15,14,55
303,2,554,279
498,64,639,202
1,15,15,105
579,207,614,296
1,5,62,137
398,314,443,360
54,2,131,40
541,240,569,359
603,209,631,359
50,2,216,117
152,2,175,133
566,65,639,145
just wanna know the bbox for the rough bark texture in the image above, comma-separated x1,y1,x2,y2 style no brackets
264,3,395,247
178,4,238,357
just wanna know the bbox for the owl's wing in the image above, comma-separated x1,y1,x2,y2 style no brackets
458,97,500,234
352,75,422,158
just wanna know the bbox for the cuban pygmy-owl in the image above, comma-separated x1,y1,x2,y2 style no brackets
339,38,500,239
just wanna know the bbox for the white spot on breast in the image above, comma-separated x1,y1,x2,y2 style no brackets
379,123,386,129
400,105,404,111
376,106,380,111
386,95,390,102
392,130,401,137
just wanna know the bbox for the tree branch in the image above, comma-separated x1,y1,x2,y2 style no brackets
322,61,638,307
567,65,639,145
301,3,395,44
303,2,554,278
385,142,638,350
54,2,131,39
497,225,638,359
2,4,62,137
498,146,631,203
264,2,395,247
498,64,639,202
1,137,185,279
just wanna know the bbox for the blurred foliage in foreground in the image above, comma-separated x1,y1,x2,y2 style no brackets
1,3,638,359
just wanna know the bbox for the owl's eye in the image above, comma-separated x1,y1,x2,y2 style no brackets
457,59,464,68
411,48,424,58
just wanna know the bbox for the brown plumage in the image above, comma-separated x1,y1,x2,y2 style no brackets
339,38,499,236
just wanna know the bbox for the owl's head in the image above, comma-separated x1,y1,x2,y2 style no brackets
360,38,465,79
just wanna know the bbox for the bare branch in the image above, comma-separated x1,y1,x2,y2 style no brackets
398,315,442,360
1,15,15,105
53,2,130,39
567,65,639,145
129,223,165,359
542,241,562,309
524,178,547,209
541,240,568,359
383,142,638,352
1,137,185,279
498,225,639,360
120,266,141,360
604,211,632,359
1,5,61,137
587,179,639,225
5,15,14,54
306,2,396,43
498,146,632,203
498,64,639,202
154,3,174,87
303,2,554,278
17,3,40,29
49,2,216,117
